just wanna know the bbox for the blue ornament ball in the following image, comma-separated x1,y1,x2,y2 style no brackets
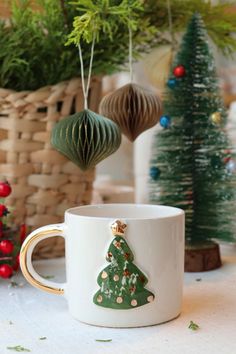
150,166,161,180
167,78,177,89
160,115,171,129
226,159,236,174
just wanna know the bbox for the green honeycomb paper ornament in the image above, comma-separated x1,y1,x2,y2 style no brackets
51,109,121,171
93,220,155,310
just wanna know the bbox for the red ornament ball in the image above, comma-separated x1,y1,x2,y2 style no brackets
0,264,13,278
0,239,14,254
0,181,12,198
173,65,186,78
0,204,9,217
224,156,231,164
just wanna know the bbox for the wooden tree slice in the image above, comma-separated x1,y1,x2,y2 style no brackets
185,242,222,272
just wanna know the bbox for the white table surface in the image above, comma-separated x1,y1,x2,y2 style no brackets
1,245,236,354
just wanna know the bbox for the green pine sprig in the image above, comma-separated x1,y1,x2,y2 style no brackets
188,321,200,331
0,0,236,91
95,339,112,342
146,0,236,55
66,0,150,45
7,346,31,352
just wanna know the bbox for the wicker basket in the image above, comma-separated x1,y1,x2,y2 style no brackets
0,77,102,259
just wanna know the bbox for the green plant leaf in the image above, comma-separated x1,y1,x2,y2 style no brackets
66,0,150,45
188,321,200,331
40,274,55,279
7,345,31,352
95,339,112,342
0,0,236,91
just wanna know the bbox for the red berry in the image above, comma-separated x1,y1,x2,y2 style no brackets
0,205,9,217
13,254,20,271
0,222,3,238
12,263,19,271
0,239,14,254
0,181,12,198
173,65,186,78
0,264,13,278
16,253,20,264
20,224,27,243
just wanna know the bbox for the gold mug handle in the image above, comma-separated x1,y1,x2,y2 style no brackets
20,224,66,295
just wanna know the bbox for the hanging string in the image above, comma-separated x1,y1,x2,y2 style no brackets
78,34,96,110
166,0,175,49
129,26,133,82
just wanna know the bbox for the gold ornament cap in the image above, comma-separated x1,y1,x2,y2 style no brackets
211,112,222,124
111,220,127,236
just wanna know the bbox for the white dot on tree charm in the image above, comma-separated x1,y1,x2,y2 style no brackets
101,271,108,279
113,275,119,281
97,295,103,303
116,296,123,304
131,299,137,307
147,295,154,302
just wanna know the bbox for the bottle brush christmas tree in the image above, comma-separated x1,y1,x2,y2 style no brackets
149,13,236,272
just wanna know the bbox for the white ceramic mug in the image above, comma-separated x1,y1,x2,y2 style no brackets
20,204,184,328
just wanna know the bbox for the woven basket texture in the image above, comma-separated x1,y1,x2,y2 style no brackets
0,77,102,258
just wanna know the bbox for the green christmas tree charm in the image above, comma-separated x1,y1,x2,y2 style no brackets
93,220,155,309
149,13,236,272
